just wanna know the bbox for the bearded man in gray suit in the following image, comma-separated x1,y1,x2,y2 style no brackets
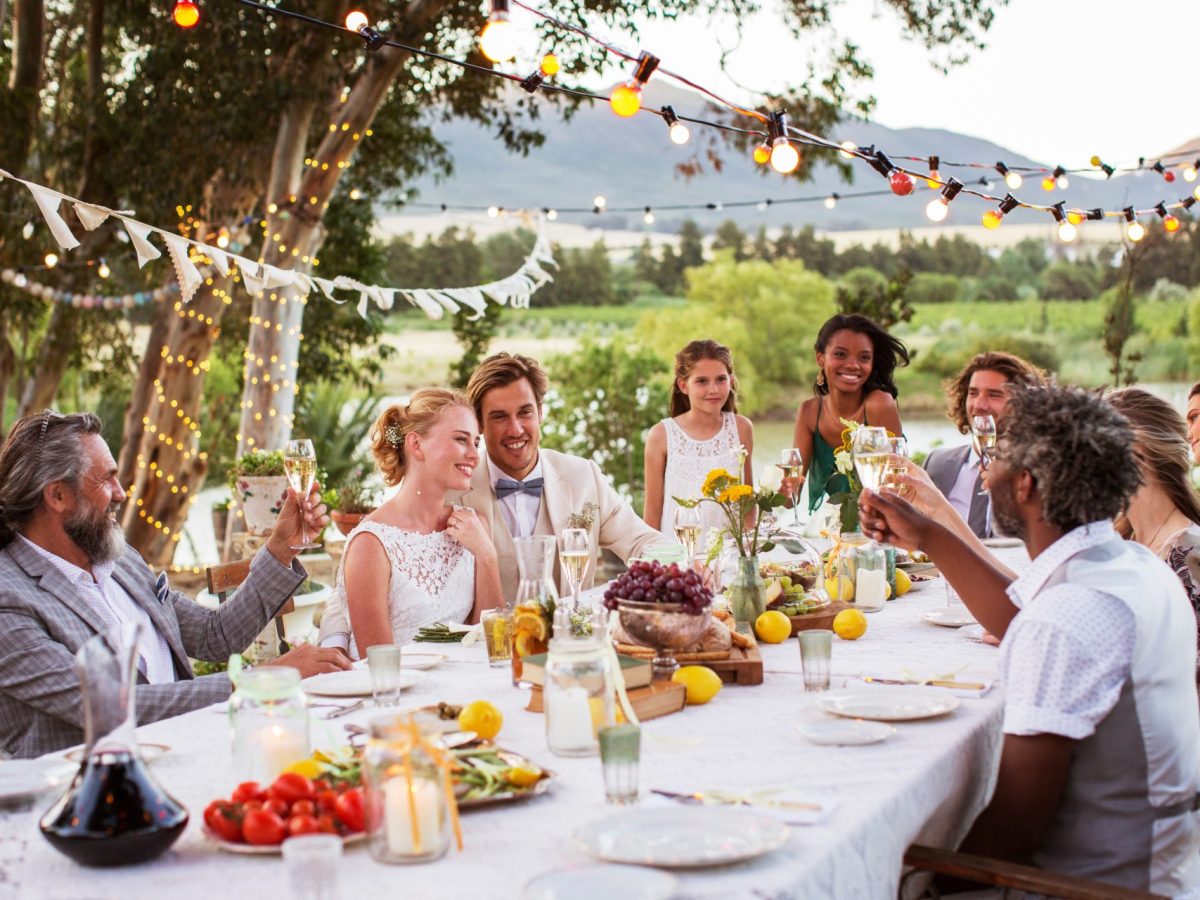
0,411,349,758
923,352,1047,538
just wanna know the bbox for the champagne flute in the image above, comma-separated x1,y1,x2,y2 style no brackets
559,527,590,612
882,436,909,496
673,506,702,567
853,426,891,548
283,438,321,550
971,415,998,469
777,447,804,527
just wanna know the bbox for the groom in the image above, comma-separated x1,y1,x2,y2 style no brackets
458,353,660,600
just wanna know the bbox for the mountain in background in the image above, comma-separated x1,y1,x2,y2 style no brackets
388,80,1198,235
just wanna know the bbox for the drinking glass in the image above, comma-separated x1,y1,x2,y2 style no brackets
481,607,512,668
283,438,321,550
852,427,890,494
971,415,997,469
778,448,804,526
945,581,968,615
798,630,832,692
673,506,702,563
854,544,887,612
559,527,590,612
282,833,342,900
598,724,641,805
366,644,403,706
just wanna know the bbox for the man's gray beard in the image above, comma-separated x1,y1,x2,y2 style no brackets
64,503,126,565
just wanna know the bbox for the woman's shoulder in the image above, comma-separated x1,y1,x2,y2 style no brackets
864,389,899,413
796,396,820,424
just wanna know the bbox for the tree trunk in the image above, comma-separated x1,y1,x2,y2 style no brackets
3,0,44,173
116,296,171,491
17,303,80,415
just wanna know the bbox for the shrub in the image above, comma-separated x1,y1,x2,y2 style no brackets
907,272,961,305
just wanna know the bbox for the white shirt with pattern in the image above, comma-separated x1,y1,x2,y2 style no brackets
489,456,544,539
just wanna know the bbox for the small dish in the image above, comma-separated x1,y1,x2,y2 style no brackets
960,624,987,642
575,806,789,868
63,742,170,765
203,827,366,855
302,669,425,698
923,609,977,628
524,864,677,900
818,688,959,722
795,718,895,746
0,759,76,805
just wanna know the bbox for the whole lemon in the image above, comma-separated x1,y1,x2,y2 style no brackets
825,576,854,603
458,700,503,740
895,569,912,596
832,608,868,640
754,609,792,644
671,665,722,705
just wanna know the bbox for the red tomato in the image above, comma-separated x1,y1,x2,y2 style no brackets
264,797,290,819
316,789,340,814
334,787,364,833
232,781,266,804
317,812,341,834
270,772,315,804
290,799,316,818
286,814,321,837
312,779,331,793
203,800,243,843
242,809,287,845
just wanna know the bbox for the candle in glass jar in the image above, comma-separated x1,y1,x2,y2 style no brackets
254,724,308,782
856,568,887,612
383,776,445,856
547,686,595,753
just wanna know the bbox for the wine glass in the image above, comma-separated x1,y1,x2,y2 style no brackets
283,438,321,550
882,436,909,496
777,447,804,527
559,527,590,612
971,415,997,469
852,426,891,548
673,506,702,568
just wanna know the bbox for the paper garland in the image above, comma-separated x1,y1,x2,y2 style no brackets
0,267,178,309
0,168,557,320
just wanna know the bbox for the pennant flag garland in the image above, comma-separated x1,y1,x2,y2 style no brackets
162,233,203,304
25,184,81,250
73,202,112,232
124,220,163,268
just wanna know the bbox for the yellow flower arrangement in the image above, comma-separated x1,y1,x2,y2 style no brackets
701,468,735,499
717,484,754,504
673,448,787,559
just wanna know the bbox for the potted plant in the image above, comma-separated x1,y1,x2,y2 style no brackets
330,474,380,537
229,450,289,536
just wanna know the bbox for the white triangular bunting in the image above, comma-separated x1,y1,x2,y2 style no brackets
239,260,266,297
73,202,110,232
206,246,230,277
123,220,162,268
163,234,202,304
26,184,80,250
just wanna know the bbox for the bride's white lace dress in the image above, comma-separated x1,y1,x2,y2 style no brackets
318,522,475,658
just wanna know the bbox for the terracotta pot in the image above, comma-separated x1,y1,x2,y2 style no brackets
234,475,289,536
331,510,370,537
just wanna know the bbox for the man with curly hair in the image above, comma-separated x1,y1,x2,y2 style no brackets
923,351,1046,537
860,384,1200,895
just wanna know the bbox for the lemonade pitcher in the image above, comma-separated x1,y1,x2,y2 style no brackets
510,536,559,686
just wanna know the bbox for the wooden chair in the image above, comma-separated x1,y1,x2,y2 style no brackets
206,559,296,653
902,844,1165,899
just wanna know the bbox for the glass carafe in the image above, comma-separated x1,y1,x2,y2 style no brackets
510,536,559,686
544,606,614,757
40,624,188,866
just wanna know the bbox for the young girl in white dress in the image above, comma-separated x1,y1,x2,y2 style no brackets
642,340,755,551
318,388,504,658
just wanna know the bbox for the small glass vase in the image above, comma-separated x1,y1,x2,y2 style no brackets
729,555,766,627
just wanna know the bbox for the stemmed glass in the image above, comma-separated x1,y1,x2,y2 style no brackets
559,527,590,612
971,415,997,469
673,506,702,566
777,448,804,527
852,426,891,542
283,438,321,550
882,436,909,495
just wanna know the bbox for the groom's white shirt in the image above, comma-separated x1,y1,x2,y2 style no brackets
490,458,543,539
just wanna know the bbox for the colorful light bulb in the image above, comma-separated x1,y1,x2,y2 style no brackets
770,139,800,175
344,10,368,31
982,210,1003,230
173,0,200,28
98,261,111,278
1042,176,1056,191
889,171,914,196
539,53,559,77
609,82,642,118
1164,214,1181,233
753,144,771,165
1066,211,1084,226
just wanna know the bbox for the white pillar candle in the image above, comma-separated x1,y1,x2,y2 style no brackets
253,724,308,782
383,776,445,856
547,686,595,753
856,568,887,612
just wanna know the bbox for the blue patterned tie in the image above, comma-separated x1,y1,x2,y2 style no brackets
495,477,544,499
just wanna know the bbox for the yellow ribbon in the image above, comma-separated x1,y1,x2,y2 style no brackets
382,714,464,854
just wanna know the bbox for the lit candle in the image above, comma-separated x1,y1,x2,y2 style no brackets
547,686,596,754
254,724,308,782
383,776,445,856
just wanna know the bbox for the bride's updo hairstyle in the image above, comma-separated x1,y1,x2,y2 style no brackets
372,388,472,486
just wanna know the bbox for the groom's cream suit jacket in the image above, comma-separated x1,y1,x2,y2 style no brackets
456,449,660,601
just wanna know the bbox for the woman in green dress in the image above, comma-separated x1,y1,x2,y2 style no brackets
789,313,908,516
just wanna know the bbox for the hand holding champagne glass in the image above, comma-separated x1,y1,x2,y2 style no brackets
673,506,702,566
852,427,891,494
559,527,590,612
971,415,997,469
882,436,909,495
777,447,804,526
283,438,321,550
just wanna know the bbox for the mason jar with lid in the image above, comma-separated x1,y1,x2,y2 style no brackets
228,664,309,784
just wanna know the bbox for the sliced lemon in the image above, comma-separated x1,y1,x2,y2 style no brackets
506,765,543,788
512,611,548,642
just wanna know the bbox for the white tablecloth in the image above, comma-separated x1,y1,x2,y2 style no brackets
0,549,1028,900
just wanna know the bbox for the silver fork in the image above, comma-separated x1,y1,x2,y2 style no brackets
322,698,367,719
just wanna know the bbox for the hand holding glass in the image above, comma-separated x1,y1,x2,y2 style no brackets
559,527,590,611
778,447,804,526
283,438,321,550
971,415,997,469
852,427,891,494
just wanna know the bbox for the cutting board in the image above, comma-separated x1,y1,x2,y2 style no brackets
787,600,852,636
703,629,764,685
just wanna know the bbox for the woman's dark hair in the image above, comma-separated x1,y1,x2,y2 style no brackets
669,340,738,417
813,313,910,399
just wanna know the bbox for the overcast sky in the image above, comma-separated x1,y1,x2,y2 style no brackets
534,0,1197,168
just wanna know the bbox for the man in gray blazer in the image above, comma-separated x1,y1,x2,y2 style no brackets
0,410,349,758
923,351,1047,538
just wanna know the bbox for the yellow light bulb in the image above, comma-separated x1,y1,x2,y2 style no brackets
1090,155,1102,167
1005,172,1023,190
609,82,642,118
539,53,559,77
1126,220,1145,242
344,10,368,31
1041,176,1056,191
668,122,690,145
769,138,800,174
1194,185,1200,201
1066,211,1084,226
45,252,59,267
479,16,517,63
925,198,949,222
982,210,1003,230
753,144,771,165
1164,215,1181,234
98,262,111,278
926,172,940,190
1057,221,1077,242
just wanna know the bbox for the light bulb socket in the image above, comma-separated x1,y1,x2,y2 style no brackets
661,105,680,128
767,110,789,142
1101,163,1115,179
830,192,840,202
1153,161,1166,174
1123,206,1137,223
1155,202,1170,219
995,161,1010,176
357,25,386,51
1051,165,1066,179
489,0,510,13
1181,197,1197,210
1050,202,1067,224
928,155,940,172
520,71,544,93
1086,208,1104,221
869,150,896,178
631,51,660,86
998,194,1020,216
940,177,964,202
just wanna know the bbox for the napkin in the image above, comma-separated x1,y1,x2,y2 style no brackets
856,669,995,699
443,622,482,647
646,786,835,825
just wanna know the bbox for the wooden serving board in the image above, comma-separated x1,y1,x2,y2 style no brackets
787,600,852,636
703,632,764,686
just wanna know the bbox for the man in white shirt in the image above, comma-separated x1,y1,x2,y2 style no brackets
923,351,1046,537
456,353,661,600
860,384,1200,895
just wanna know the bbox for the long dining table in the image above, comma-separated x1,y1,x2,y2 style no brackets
0,545,1027,900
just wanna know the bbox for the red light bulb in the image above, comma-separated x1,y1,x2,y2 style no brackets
889,171,914,196
1165,170,1177,183
173,0,199,28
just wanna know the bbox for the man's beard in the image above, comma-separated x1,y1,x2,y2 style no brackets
65,501,126,565
989,479,1025,542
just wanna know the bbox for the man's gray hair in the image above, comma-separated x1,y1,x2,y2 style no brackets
0,411,104,548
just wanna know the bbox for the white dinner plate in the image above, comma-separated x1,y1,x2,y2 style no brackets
981,536,1022,548
574,807,789,868
524,864,677,900
0,759,76,805
351,653,447,672
818,688,959,722
63,742,171,765
795,718,895,746
302,669,425,697
923,609,977,628
960,624,987,642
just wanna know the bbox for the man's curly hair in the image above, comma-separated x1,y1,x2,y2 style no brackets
945,351,1047,434
997,384,1141,533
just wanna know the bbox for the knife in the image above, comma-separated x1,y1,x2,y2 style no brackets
651,789,821,812
861,676,986,691
322,698,368,719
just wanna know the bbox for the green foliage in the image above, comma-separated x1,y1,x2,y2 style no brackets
835,266,914,329
229,450,286,483
906,272,962,305
913,332,1061,382
636,254,836,415
449,308,503,389
293,380,383,490
1101,284,1141,386
201,346,248,488
1040,260,1101,301
540,339,670,506
334,472,381,514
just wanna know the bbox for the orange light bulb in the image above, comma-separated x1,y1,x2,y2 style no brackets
1066,211,1084,226
539,53,559,77
982,210,1003,230
609,82,642,118
1041,176,1056,191
173,0,200,28
1164,214,1181,233
1089,155,1102,167
753,144,771,165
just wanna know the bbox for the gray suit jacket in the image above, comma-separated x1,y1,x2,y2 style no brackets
0,539,304,758
923,444,990,538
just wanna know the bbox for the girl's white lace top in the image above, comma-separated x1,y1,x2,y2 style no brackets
659,412,743,552
319,521,474,657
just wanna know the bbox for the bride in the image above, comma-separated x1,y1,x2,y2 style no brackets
318,388,503,658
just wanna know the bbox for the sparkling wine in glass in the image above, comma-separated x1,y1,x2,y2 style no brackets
673,506,702,566
852,426,891,493
559,527,590,612
971,415,998,469
283,438,321,550
777,447,804,527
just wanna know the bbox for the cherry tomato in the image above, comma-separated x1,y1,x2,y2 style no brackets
317,812,341,835
264,797,290,819
242,799,263,813
232,781,266,804
286,814,321,837
203,800,243,843
313,779,331,793
316,789,340,814
242,809,287,845
334,787,364,833
290,799,316,818
270,772,316,804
